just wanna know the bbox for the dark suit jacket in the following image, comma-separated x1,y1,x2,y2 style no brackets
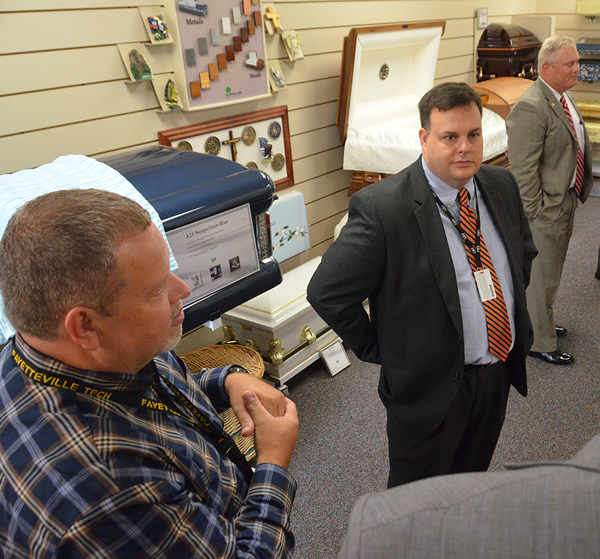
338,433,600,559
307,158,536,423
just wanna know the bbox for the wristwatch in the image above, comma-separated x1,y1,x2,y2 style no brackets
228,365,248,374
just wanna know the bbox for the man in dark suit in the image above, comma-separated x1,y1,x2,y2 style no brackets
338,432,600,559
307,82,536,487
506,36,593,365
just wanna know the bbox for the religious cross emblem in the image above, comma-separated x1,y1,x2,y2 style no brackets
264,6,282,32
223,130,244,161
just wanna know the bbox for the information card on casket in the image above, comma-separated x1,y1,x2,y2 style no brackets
166,204,259,306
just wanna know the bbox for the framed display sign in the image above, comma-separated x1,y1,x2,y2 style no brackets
167,204,260,305
164,0,270,110
320,341,351,377
158,105,294,190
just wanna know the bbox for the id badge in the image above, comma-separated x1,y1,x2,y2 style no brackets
474,268,496,302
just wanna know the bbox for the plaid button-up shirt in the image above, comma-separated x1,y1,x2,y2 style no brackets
0,335,296,558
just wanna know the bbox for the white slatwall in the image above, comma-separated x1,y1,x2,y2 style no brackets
1,0,599,272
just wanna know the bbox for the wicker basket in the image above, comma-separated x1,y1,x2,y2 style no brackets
180,344,264,379
180,344,264,462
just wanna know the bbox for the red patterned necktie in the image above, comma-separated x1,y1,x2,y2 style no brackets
561,95,584,197
458,187,512,361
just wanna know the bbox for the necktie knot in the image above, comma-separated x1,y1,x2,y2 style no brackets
458,187,470,207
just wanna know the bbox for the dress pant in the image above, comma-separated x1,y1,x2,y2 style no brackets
526,190,577,352
386,361,511,488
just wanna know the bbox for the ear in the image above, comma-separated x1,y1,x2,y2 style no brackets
541,61,551,76
63,307,102,351
418,127,428,152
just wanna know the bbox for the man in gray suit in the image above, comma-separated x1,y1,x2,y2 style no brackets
506,36,593,365
338,432,600,558
307,83,536,487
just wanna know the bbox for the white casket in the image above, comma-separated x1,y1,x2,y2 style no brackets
337,21,510,195
222,257,340,386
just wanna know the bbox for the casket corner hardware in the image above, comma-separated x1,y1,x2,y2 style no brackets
300,325,317,345
222,325,238,344
245,337,261,353
269,339,285,366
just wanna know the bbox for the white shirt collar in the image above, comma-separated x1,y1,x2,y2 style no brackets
421,157,476,209
539,76,565,103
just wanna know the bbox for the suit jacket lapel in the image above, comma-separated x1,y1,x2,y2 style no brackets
475,171,518,275
537,79,577,141
411,159,463,337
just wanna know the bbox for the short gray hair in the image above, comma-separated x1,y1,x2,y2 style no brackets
0,189,152,340
539,35,577,67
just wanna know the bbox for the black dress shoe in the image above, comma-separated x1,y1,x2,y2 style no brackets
555,326,567,337
529,350,574,365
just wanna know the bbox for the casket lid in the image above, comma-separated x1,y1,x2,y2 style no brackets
470,76,534,119
337,21,446,144
477,23,541,51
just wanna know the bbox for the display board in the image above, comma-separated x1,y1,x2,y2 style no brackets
167,0,269,110
158,105,294,190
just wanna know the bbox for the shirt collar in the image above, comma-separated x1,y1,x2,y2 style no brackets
539,76,564,103
13,333,154,392
421,158,476,208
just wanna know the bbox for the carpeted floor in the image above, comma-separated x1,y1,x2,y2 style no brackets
286,195,600,558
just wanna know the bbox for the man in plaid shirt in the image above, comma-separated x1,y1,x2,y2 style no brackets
0,189,298,558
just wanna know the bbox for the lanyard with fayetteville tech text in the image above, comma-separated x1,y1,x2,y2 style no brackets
10,340,255,484
431,186,484,269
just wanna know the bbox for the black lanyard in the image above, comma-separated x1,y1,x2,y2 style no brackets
431,186,484,269
11,341,255,484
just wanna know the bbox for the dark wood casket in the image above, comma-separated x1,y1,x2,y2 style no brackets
476,23,541,82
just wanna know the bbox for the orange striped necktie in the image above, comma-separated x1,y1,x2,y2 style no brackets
458,187,512,361
560,95,584,198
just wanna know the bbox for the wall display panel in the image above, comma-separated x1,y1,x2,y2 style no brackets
164,0,270,110
158,105,293,190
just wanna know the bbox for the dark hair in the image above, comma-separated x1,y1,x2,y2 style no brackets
0,189,152,340
418,82,483,131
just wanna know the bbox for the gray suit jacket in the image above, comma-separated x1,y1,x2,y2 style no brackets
338,433,600,559
307,158,536,423
506,79,593,220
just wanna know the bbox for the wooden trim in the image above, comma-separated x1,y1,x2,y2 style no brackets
348,170,391,196
347,153,508,196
